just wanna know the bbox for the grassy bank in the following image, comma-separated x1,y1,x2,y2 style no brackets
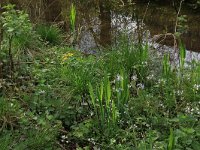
0,5,200,150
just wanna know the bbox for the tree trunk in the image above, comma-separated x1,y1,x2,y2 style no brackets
99,1,112,47
0,2,2,79
0,0,5,51
44,0,62,22
0,0,7,79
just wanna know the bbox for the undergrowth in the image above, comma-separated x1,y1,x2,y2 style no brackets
0,4,199,150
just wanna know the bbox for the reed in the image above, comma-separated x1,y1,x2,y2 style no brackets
168,128,175,150
70,3,76,32
89,76,118,132
162,53,171,78
179,41,186,70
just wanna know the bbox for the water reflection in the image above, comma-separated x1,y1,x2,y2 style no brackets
76,1,200,60
6,1,200,55
135,2,200,52
99,1,112,47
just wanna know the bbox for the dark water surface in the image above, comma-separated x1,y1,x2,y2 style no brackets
134,2,200,52
7,1,200,59
72,1,200,61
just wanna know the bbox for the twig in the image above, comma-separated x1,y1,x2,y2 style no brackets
14,62,60,65
56,141,67,150
59,129,68,134
35,0,59,22
119,0,125,7
174,0,184,33
153,33,177,51
142,0,150,26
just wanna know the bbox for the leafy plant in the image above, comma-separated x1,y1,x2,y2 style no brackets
35,24,63,45
168,128,175,150
1,4,33,76
89,77,118,132
70,3,76,32
179,40,186,70
162,53,171,78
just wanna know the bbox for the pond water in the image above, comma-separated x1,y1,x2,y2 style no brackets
10,1,199,61
73,1,200,61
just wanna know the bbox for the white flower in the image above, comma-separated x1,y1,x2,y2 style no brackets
42,69,48,73
90,111,94,116
176,90,183,96
81,102,88,106
142,61,147,65
111,80,116,84
116,74,123,81
137,83,144,89
158,79,166,84
38,90,45,94
128,84,132,88
131,75,138,81
193,84,200,91
116,88,123,92
61,135,68,139
146,74,154,80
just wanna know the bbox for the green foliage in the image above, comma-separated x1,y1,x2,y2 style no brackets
1,4,32,40
1,4,34,72
162,53,171,78
168,128,175,150
179,41,186,70
35,24,63,45
1,4,199,149
1,4,39,52
115,69,130,111
0,97,21,131
0,96,61,149
175,15,188,37
89,77,119,132
70,3,76,32
61,50,100,95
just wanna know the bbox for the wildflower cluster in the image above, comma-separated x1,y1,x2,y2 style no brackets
62,52,74,62
193,84,200,91
61,135,69,143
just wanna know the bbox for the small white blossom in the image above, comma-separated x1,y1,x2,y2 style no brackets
38,90,45,94
158,79,166,84
90,111,94,116
128,84,132,88
193,84,200,91
116,74,123,81
81,102,88,106
111,80,116,84
176,90,183,96
137,83,144,89
116,88,123,92
131,75,138,81
146,74,154,80
61,135,68,139
142,61,147,65
42,69,48,73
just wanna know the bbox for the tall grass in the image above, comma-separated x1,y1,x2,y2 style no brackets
162,53,171,78
70,3,76,32
168,128,175,150
179,41,186,70
89,77,118,132
88,69,130,133
115,69,130,111
35,24,62,45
